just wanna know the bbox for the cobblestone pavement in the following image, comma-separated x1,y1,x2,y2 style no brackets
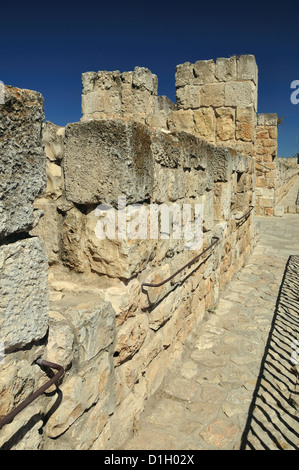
123,214,299,450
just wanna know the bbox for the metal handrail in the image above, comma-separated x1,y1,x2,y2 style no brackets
235,205,254,222
0,359,64,430
142,237,220,288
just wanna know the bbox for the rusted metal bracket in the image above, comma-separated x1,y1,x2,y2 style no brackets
142,237,220,289
0,359,64,430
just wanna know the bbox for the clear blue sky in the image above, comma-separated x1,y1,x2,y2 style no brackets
1,0,298,157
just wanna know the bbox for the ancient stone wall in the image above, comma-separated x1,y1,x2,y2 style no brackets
169,55,258,158
0,86,50,449
2,53,297,450
254,113,299,215
24,113,254,449
81,67,175,129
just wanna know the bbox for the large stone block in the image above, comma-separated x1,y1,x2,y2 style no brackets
64,120,154,206
0,86,46,239
193,108,216,142
0,237,49,351
237,55,258,85
224,81,256,109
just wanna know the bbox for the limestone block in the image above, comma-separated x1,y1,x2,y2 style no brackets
61,207,86,272
268,126,277,139
0,237,49,351
83,206,156,279
201,191,214,232
45,311,76,369
213,147,233,183
175,62,194,88
0,86,46,239
167,109,195,134
81,88,122,115
216,107,235,141
152,165,169,203
176,85,201,109
64,120,153,206
66,301,115,363
179,133,210,173
132,67,158,94
215,57,237,82
236,121,254,142
193,108,216,142
151,131,182,168
274,206,284,217
214,182,231,221
81,71,97,93
45,161,63,200
224,81,255,108
114,314,148,366
201,83,225,107
237,55,258,85
42,121,65,162
45,353,111,438
257,113,277,127
0,360,40,418
30,198,61,265
168,168,185,201
236,106,255,123
259,197,274,208
193,60,216,85
148,96,175,129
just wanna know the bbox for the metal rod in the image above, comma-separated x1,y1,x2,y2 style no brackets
235,205,254,221
0,359,64,430
142,237,220,288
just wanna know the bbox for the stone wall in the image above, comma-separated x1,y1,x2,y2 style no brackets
254,113,299,215
24,113,254,449
0,86,50,449
2,53,296,450
169,55,258,158
81,67,175,129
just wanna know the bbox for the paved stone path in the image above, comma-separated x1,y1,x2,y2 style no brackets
123,214,299,450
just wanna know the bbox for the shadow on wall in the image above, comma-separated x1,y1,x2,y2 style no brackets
240,256,299,450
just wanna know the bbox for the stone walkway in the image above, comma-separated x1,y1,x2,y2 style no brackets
123,214,299,450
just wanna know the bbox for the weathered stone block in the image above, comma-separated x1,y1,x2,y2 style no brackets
201,83,225,107
257,113,277,127
30,198,61,265
237,55,258,85
215,107,235,141
114,314,148,366
225,81,255,108
193,60,216,85
0,86,46,239
64,120,153,206
215,57,237,82
66,301,115,363
213,147,233,183
193,108,216,142
176,85,201,109
0,237,49,351
167,109,195,134
175,62,194,88
42,121,65,162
